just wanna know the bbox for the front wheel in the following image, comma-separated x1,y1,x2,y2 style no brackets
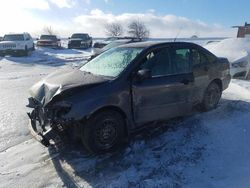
201,82,222,111
81,110,126,153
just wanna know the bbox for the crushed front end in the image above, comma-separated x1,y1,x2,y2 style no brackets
27,97,73,147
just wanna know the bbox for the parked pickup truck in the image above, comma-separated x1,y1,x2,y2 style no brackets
27,42,231,153
68,33,92,49
37,35,61,48
0,33,34,56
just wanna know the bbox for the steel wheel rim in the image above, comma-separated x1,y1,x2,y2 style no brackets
95,118,118,149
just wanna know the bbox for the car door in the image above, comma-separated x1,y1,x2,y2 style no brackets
191,47,213,103
132,45,195,124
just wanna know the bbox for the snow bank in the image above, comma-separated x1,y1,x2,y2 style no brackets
204,38,250,62
204,38,250,79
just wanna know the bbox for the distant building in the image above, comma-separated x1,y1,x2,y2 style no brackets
232,22,250,38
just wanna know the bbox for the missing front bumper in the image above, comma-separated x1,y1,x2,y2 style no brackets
28,113,62,147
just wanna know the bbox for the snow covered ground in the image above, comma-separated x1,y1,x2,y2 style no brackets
0,41,250,188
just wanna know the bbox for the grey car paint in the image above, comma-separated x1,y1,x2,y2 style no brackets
27,41,231,138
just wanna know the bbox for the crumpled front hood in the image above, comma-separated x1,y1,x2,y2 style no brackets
29,67,109,106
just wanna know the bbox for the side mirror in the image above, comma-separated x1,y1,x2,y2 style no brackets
68,37,71,39
136,69,151,81
57,39,61,41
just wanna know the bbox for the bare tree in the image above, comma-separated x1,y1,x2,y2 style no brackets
128,20,150,39
105,22,124,37
43,26,56,35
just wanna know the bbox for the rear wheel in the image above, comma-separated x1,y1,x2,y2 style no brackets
201,82,222,111
81,110,126,153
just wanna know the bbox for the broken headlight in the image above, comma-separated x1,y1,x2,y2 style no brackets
53,101,72,117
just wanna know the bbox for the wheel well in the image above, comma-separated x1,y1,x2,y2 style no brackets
90,106,127,119
211,79,222,91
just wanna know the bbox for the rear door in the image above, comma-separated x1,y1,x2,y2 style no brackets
191,47,215,103
132,45,195,124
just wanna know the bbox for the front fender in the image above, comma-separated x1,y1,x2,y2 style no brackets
63,96,108,120
63,89,132,121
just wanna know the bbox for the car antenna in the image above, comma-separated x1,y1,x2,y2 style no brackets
173,27,182,42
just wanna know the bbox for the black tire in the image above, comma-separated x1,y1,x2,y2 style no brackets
81,110,126,153
201,82,222,111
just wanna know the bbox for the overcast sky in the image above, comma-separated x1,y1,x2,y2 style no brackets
0,0,247,38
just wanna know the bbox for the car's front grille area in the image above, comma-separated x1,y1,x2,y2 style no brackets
70,40,81,46
2,44,16,49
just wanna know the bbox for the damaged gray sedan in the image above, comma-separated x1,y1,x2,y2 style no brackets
27,42,231,153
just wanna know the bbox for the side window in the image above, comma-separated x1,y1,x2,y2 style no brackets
25,34,30,41
191,49,207,66
192,48,216,67
170,48,191,74
140,48,171,77
206,53,217,63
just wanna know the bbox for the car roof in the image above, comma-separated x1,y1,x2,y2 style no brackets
118,41,199,49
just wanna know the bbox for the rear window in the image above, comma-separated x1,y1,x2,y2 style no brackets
3,34,24,41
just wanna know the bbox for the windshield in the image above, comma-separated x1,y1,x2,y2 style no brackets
80,47,143,77
40,35,57,40
3,34,24,41
71,34,88,39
